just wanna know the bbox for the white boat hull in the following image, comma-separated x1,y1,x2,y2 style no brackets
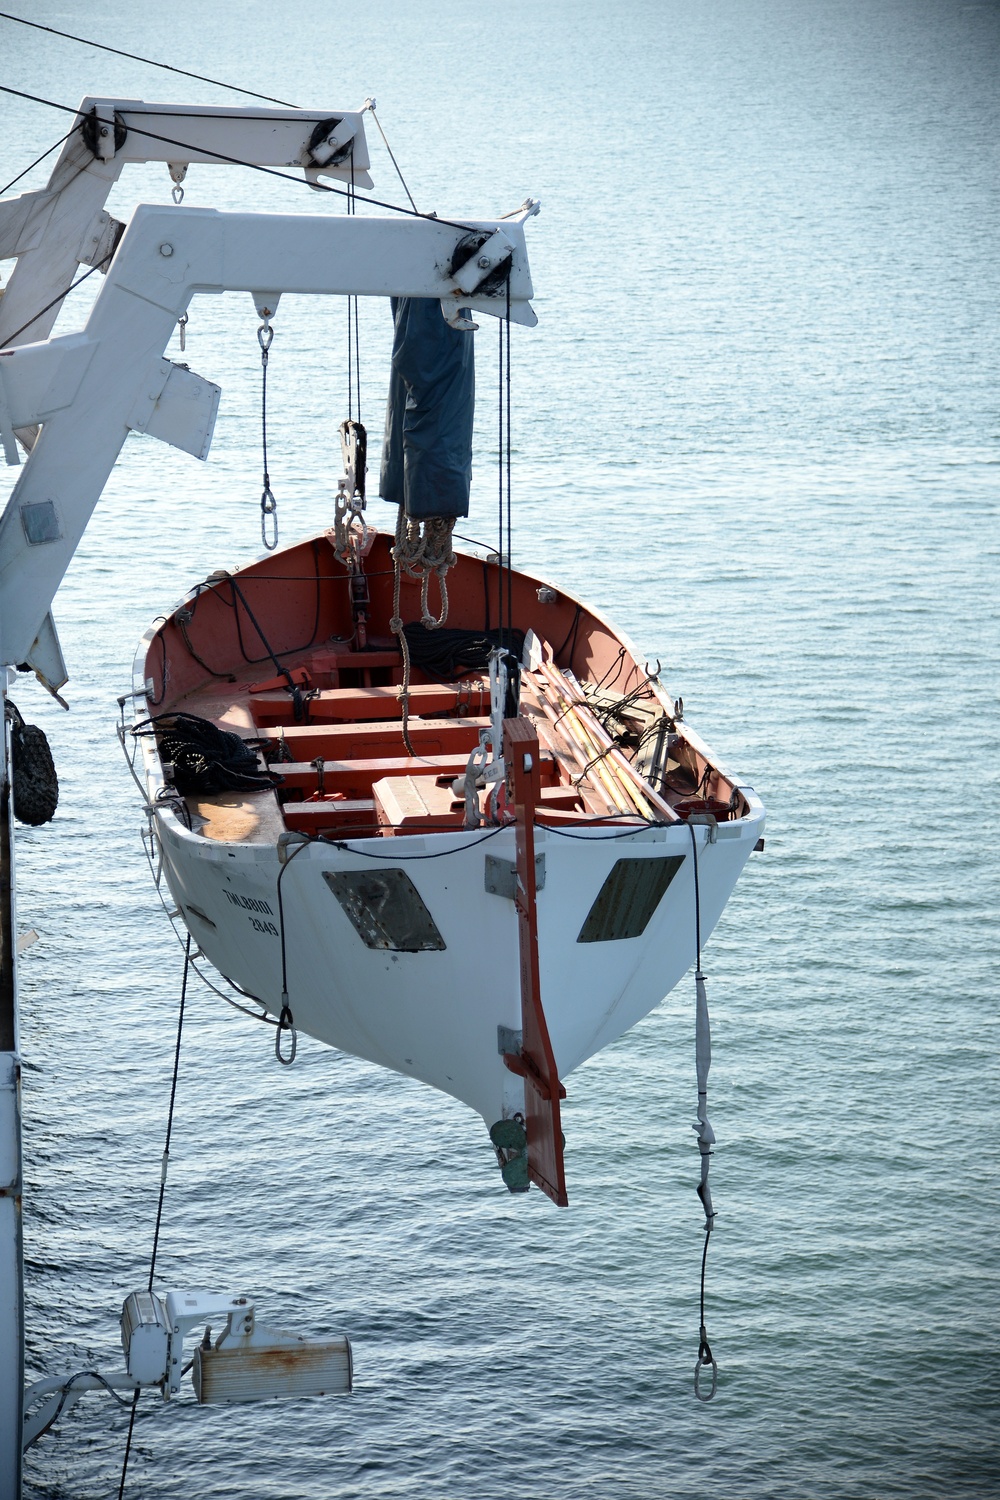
151,798,763,1132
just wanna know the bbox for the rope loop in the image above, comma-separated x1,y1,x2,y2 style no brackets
275,1000,297,1066
391,513,457,629
257,321,274,355
389,507,457,752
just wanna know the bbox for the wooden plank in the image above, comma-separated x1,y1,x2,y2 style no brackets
261,717,489,763
275,752,474,795
372,775,465,832
273,747,560,797
281,800,376,835
250,681,489,728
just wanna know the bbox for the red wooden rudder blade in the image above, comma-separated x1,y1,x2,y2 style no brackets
501,717,569,1207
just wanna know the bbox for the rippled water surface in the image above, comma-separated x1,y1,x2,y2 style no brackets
4,1,999,1495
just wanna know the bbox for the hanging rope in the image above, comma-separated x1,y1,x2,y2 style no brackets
258,316,278,549
495,276,514,653
689,820,718,1401
345,146,362,426
119,932,194,1497
497,304,505,648
274,840,310,1065
505,279,513,651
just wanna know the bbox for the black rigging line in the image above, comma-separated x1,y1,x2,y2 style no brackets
0,251,112,348
119,931,194,1498
497,306,505,649
0,124,75,195
0,10,298,107
505,277,513,653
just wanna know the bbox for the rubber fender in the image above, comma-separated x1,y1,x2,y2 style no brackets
9,709,58,826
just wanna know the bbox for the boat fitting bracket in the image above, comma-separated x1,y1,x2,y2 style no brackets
485,852,545,899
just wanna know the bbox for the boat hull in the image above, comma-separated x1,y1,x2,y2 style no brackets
129,530,764,1161
152,802,762,1130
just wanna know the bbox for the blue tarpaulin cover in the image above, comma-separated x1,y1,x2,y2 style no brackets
379,297,475,519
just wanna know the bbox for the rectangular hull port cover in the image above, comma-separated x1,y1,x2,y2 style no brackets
322,868,446,952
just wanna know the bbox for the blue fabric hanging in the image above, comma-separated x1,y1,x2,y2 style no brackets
379,297,475,520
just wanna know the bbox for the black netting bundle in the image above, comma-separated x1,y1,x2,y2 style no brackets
133,713,281,796
7,701,59,826
402,623,525,682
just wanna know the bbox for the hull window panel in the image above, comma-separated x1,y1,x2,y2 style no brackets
322,868,446,952
577,855,685,943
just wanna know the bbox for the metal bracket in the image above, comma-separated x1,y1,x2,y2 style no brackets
686,812,718,844
126,359,221,460
485,852,545,899
497,1024,522,1056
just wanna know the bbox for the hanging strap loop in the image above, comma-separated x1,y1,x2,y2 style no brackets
257,316,278,549
275,996,297,1066
689,823,720,1399
694,1324,718,1402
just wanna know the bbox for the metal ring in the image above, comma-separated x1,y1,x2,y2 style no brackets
257,323,274,352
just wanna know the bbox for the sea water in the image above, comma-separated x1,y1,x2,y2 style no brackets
4,1,999,1494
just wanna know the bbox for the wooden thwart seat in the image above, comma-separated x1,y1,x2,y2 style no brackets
373,775,465,832
282,799,378,835
274,747,560,799
249,681,489,729
262,716,489,764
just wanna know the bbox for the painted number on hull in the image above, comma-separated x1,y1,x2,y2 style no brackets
224,888,279,938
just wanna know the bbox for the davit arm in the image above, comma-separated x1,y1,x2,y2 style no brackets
0,201,537,682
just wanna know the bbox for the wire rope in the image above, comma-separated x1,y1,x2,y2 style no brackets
0,124,76,195
119,931,193,1496
0,10,298,106
0,250,112,348
366,102,419,213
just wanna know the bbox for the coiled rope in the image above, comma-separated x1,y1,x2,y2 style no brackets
132,713,280,796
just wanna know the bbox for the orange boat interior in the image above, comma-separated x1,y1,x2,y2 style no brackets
142,530,745,843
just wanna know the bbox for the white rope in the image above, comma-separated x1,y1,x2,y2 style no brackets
389,508,458,754
392,512,456,628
